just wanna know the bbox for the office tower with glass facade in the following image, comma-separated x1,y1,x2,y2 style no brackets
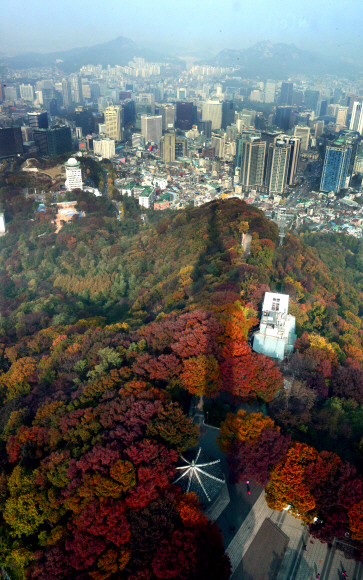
280,82,293,106
33,125,72,157
175,137,188,158
280,135,301,186
62,79,72,109
176,102,197,130
0,127,23,158
28,111,49,130
160,105,175,131
72,76,83,103
275,107,293,131
221,100,234,129
320,145,352,193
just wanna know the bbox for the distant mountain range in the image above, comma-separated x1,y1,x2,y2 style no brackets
205,41,360,78
1,36,180,73
1,37,360,78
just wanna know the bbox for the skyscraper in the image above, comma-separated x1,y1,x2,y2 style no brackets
20,84,34,102
104,105,123,141
197,120,212,138
71,76,83,103
240,138,266,187
211,134,225,158
221,100,234,129
280,136,301,186
265,140,291,194
264,81,276,103
175,137,188,158
280,82,293,106
316,100,328,117
314,121,325,138
336,106,348,126
293,126,310,151
141,115,162,143
28,111,48,130
33,126,72,157
75,107,91,137
62,80,72,109
160,132,176,163
320,145,352,193
0,128,23,158
175,102,197,131
160,105,175,131
202,101,223,130
275,107,293,132
350,101,363,134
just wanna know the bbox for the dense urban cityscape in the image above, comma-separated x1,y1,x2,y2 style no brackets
3,18,363,580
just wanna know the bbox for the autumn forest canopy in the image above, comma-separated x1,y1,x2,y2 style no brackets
2,197,363,576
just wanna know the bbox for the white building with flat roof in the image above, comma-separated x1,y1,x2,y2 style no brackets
252,292,297,360
93,138,115,159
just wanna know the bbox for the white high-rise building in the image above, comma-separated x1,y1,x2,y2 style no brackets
350,101,363,134
20,84,34,102
93,138,116,159
104,105,123,141
65,158,83,191
264,81,276,103
141,115,162,143
202,100,223,130
0,212,6,234
71,75,83,103
211,134,225,158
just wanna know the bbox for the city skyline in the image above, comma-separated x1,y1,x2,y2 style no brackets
1,0,363,60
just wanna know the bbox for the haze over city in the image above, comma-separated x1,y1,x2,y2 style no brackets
1,0,363,59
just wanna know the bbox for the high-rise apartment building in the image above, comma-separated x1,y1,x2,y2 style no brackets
20,84,34,102
62,80,72,109
160,105,175,131
176,102,197,130
221,100,234,129
240,137,266,187
0,127,23,158
93,138,115,159
28,111,48,130
202,100,223,130
211,134,225,158
65,158,83,190
265,140,291,194
104,105,123,141
320,145,352,193
141,115,162,143
280,82,293,106
264,81,276,103
293,125,310,151
33,125,72,157
350,101,363,134
160,132,176,163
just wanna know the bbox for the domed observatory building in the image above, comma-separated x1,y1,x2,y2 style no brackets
65,157,83,191
174,447,230,520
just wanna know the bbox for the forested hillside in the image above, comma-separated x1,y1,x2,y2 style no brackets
3,197,363,576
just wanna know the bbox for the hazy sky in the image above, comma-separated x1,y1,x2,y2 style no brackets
1,0,362,58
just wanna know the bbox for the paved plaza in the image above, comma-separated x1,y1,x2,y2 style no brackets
197,419,363,580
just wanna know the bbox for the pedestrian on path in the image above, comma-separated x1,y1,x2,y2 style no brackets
316,574,320,578
246,480,251,495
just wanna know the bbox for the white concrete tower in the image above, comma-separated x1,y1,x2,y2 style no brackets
65,158,83,191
